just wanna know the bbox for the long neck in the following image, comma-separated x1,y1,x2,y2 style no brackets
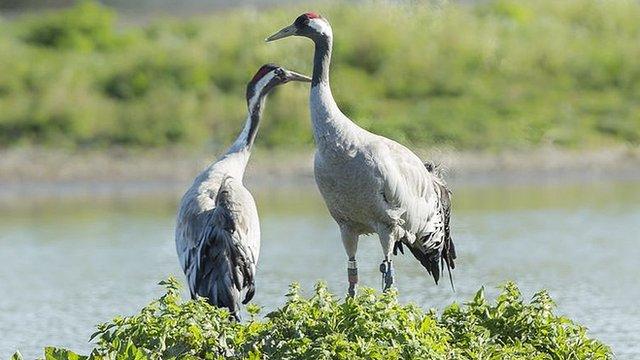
312,35,332,87
310,34,356,144
224,94,265,167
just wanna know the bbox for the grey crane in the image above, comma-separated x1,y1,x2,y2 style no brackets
267,13,456,295
175,64,311,319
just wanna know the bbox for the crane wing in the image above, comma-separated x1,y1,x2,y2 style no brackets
181,176,258,319
372,138,456,285
406,163,456,286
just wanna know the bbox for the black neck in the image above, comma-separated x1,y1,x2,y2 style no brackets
244,96,264,150
312,36,332,87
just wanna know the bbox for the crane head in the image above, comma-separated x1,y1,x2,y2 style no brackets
245,64,311,105
265,12,332,42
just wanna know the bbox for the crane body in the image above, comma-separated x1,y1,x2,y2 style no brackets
267,14,456,295
175,65,311,318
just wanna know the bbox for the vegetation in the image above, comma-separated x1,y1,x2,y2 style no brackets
1,0,639,150
17,277,611,359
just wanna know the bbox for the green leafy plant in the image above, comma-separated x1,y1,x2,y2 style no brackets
26,277,612,360
21,1,122,51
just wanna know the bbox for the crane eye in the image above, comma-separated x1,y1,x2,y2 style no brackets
275,69,286,81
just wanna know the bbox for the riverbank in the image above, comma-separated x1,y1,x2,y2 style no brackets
1,146,639,203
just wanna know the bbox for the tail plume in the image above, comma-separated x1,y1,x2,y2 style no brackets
406,162,457,289
194,223,255,320
192,178,256,320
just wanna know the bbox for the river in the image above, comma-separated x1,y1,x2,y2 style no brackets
0,180,638,359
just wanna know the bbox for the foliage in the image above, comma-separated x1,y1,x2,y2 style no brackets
1,0,639,149
21,1,122,51
25,277,612,359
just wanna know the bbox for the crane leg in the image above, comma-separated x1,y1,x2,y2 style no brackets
379,259,394,291
341,226,359,297
347,258,358,297
378,228,395,291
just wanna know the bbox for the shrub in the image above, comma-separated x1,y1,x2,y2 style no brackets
104,53,212,100
21,1,122,52
23,277,612,359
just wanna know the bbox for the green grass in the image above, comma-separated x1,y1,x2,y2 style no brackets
0,0,639,150
14,277,612,359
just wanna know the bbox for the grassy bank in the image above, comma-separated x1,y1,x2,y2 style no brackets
0,0,639,150
2,146,639,185
14,278,612,359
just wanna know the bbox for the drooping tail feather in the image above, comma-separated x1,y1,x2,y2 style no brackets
194,222,254,321
407,246,443,284
191,179,256,320
405,161,457,288
436,180,456,291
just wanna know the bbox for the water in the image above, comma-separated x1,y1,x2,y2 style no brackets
1,181,639,359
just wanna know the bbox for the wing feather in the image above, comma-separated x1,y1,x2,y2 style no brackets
179,176,258,319
372,138,456,286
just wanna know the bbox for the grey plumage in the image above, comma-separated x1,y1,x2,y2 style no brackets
267,14,456,291
192,177,258,314
408,162,456,286
175,122,261,320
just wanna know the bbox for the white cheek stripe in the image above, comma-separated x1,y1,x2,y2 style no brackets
248,71,276,110
308,18,332,37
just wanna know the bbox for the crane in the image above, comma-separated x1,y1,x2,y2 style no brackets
175,64,311,318
267,14,456,296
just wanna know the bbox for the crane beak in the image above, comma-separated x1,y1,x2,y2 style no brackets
283,69,312,83
265,24,296,42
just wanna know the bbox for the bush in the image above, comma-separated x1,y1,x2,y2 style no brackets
22,277,612,359
21,1,122,51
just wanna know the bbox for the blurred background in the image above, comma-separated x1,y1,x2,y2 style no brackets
0,0,638,358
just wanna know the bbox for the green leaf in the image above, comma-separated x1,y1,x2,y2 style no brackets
36,277,613,359
43,347,87,360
